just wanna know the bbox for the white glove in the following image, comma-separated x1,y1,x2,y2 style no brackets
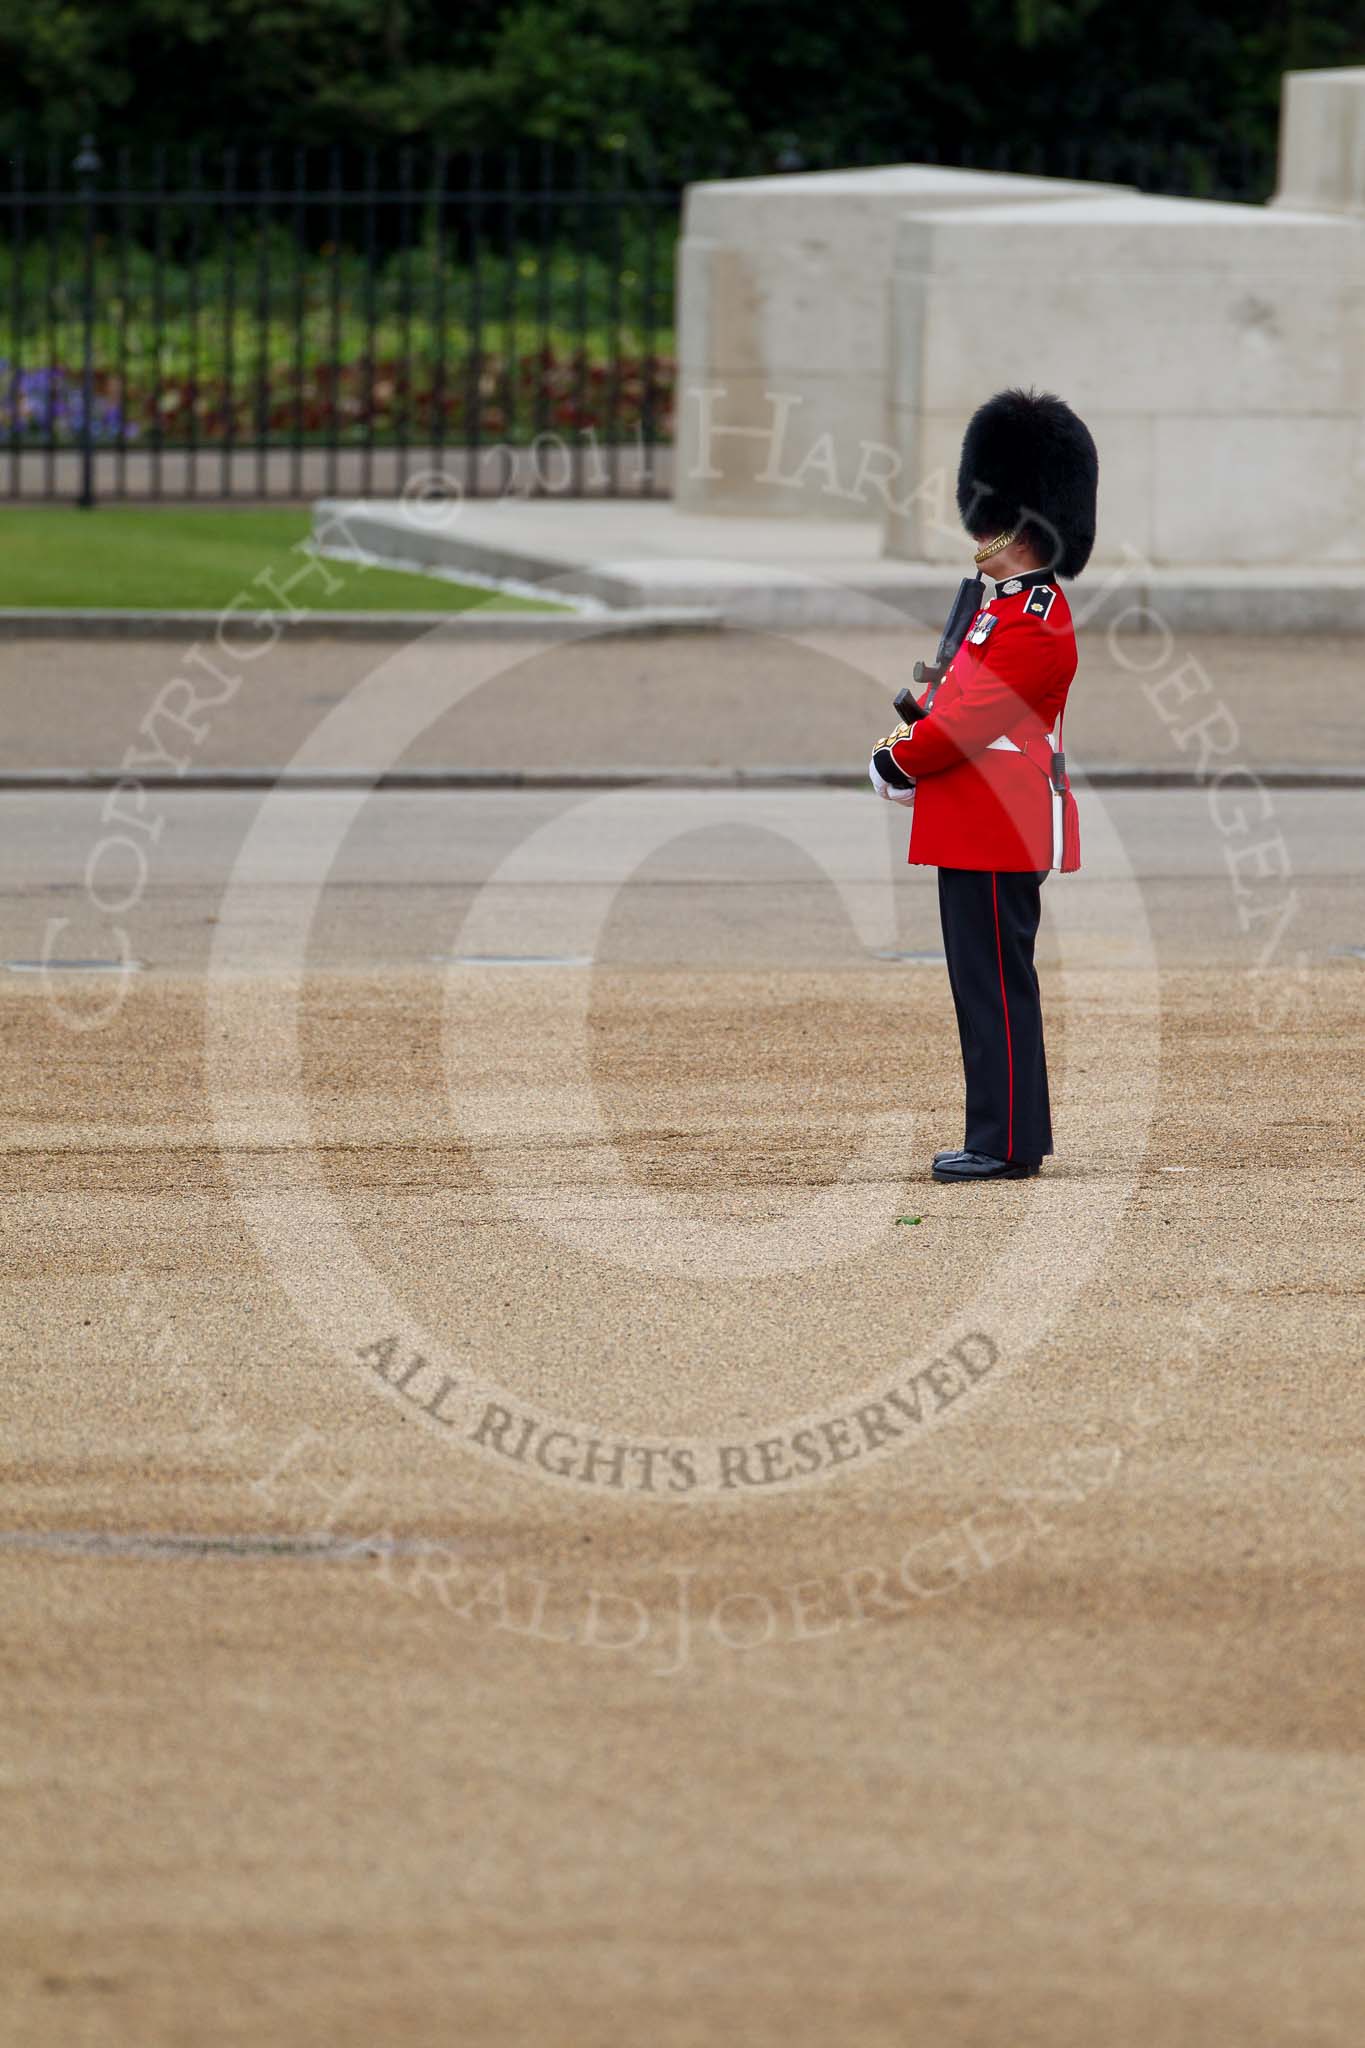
868,725,916,807
869,753,916,806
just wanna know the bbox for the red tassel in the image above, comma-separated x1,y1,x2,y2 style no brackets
1060,790,1081,872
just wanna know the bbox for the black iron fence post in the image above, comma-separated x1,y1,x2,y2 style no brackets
74,132,101,508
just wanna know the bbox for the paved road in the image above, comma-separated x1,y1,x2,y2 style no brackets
4,784,1363,2047
1,623,1356,774
4,787,1360,972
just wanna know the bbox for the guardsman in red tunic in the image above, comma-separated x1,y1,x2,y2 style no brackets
868,388,1098,1183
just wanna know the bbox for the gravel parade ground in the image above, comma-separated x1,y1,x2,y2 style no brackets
4,655,1363,2043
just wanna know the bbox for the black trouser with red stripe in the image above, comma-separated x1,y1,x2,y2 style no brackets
937,866,1052,1164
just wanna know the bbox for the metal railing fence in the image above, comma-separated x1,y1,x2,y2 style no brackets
1,130,1274,504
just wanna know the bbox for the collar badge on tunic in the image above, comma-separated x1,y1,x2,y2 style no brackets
998,578,1022,595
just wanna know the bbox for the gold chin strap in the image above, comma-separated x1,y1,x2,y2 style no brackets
973,528,1019,566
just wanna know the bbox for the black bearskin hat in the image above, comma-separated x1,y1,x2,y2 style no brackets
956,388,1098,579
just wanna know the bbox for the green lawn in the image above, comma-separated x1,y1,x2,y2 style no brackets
0,507,561,612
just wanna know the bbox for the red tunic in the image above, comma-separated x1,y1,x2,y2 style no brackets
891,578,1079,873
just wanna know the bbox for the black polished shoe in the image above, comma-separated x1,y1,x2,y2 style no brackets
933,1148,966,1165
932,1151,1040,1182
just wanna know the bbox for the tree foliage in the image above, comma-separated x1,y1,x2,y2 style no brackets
1,0,1362,186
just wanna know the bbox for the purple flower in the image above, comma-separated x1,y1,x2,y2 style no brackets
0,360,129,441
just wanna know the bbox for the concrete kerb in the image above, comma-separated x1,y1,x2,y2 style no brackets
0,607,726,640
3,766,1360,792
11,570,1365,633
